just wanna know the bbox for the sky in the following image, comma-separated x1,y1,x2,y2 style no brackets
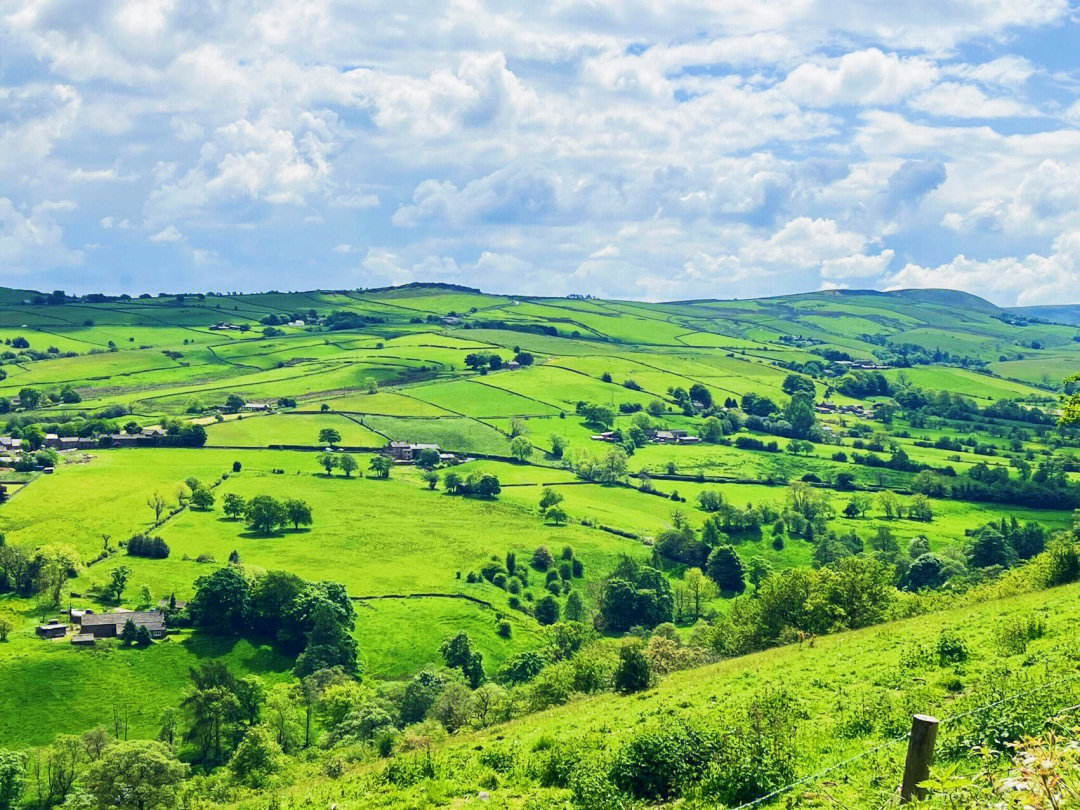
2,1,1080,305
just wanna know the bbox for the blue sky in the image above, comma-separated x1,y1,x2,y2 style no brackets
2,1,1080,305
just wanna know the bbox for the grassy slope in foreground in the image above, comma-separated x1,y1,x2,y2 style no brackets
224,579,1080,809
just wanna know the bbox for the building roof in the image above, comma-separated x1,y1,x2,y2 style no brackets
80,611,165,629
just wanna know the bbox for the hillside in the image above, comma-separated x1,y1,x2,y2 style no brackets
206,577,1080,808
0,283,1079,809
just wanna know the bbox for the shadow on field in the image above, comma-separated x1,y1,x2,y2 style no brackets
180,631,293,674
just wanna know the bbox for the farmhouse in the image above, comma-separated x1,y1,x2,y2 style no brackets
36,622,67,639
78,610,166,639
242,402,270,412
71,634,96,646
385,441,442,462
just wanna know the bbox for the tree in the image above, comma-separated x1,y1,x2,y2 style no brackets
18,388,42,410
39,544,82,605
877,490,901,520
318,427,342,447
907,493,933,522
416,448,440,468
190,486,215,511
532,546,554,571
785,392,816,439
473,473,501,499
565,590,585,622
550,434,569,459
108,565,131,603
538,487,564,513
682,567,716,619
967,526,1014,569
0,616,11,643
509,436,533,462
534,595,560,625
746,556,773,591
188,566,250,633
82,740,187,810
546,506,568,526
440,631,473,669
362,377,378,394
135,625,153,647
222,493,246,520
225,394,245,413
138,584,153,608
317,452,338,476
421,469,439,489
147,492,168,523
244,495,287,535
284,499,313,530
293,602,359,678
706,545,745,593
120,619,139,646
229,726,282,786
368,455,392,479
443,470,462,493
0,749,26,810
339,453,360,479
613,639,652,693
904,553,948,590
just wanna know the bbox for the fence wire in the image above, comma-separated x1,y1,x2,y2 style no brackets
730,667,1080,810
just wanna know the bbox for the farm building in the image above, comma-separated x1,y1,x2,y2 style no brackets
386,441,442,462
36,622,67,639
71,634,95,646
78,611,166,639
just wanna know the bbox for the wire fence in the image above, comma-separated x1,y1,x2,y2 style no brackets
730,667,1080,810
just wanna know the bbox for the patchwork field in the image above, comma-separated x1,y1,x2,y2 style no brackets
3,284,1080,809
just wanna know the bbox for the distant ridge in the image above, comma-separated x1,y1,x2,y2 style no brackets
1007,304,1080,327
665,287,1002,312
884,288,1001,314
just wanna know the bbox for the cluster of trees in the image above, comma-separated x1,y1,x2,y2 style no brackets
836,370,892,398
0,542,81,603
568,446,628,484
187,567,358,678
438,469,501,498
598,556,675,632
0,735,187,810
260,308,318,326
468,546,584,624
463,352,506,371
316,450,359,477
868,336,988,369
126,533,170,559
221,493,313,534
324,311,385,330
953,460,1079,509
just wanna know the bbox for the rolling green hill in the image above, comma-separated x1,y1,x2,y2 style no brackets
1,283,1080,810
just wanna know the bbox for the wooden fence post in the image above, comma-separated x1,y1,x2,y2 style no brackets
900,713,939,803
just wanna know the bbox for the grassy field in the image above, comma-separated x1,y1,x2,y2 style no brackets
4,283,1080,809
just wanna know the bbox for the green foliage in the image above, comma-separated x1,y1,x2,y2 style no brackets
82,740,187,810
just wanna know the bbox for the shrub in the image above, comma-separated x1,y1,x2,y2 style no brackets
935,630,969,666
993,616,1046,655
535,595,560,625
532,546,555,571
